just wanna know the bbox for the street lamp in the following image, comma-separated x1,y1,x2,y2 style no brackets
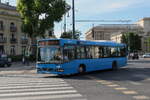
72,0,75,39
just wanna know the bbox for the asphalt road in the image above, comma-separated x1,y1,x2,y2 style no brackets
63,63,150,100
0,62,150,100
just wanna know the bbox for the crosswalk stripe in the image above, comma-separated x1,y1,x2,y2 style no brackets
0,87,74,93
0,90,78,97
0,94,83,100
0,84,70,90
114,87,127,90
107,84,120,87
0,77,86,100
133,95,150,100
122,91,138,95
100,82,113,85
129,81,141,85
5,80,65,83
0,81,67,87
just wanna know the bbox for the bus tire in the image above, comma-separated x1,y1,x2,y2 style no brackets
112,61,118,71
78,65,86,74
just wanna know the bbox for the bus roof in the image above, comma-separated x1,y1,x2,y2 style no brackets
38,38,126,47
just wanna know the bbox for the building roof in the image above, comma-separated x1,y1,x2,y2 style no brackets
85,24,142,34
138,17,150,22
94,24,141,30
0,2,16,11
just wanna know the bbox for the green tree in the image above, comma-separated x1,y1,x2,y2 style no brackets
17,0,70,55
121,34,127,44
121,32,141,52
60,30,81,40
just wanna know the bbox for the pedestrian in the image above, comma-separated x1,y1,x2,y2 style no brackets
22,56,25,65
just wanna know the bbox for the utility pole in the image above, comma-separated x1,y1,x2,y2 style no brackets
72,0,75,39
64,14,67,33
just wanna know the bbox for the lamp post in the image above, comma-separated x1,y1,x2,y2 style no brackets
72,0,75,39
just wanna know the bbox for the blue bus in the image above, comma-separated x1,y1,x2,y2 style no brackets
36,39,127,75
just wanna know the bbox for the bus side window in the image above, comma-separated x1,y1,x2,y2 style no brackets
120,47,126,57
95,46,100,58
63,45,75,60
85,46,91,59
111,47,118,57
103,47,110,57
98,46,103,58
76,46,81,59
80,46,86,59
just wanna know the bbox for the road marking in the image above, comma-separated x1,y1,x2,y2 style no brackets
133,95,150,100
0,87,74,93
107,84,120,87
114,87,127,90
96,80,107,83
0,90,77,97
0,94,83,100
6,79,65,83
0,81,67,87
122,91,138,95
100,82,113,85
129,81,142,85
145,78,150,81
0,84,70,90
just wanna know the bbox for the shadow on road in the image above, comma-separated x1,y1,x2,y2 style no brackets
59,65,150,82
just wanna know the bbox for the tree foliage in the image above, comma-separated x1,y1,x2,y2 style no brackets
17,0,70,38
60,30,81,40
121,32,141,52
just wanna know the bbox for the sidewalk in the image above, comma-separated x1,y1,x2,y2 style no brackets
128,58,150,63
0,62,36,75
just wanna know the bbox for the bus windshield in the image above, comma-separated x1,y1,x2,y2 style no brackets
38,46,62,63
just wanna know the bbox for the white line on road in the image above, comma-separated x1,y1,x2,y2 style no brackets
122,91,138,95
0,87,74,93
129,81,142,85
0,84,70,90
0,90,77,97
0,94,83,100
107,84,120,87
133,95,150,100
114,87,127,90
5,79,65,83
0,81,67,87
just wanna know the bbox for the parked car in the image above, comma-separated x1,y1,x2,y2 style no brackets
0,55,12,67
142,53,150,58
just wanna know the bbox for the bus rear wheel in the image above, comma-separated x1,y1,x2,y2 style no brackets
112,62,118,71
78,65,86,74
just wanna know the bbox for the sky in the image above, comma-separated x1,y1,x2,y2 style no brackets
2,0,150,39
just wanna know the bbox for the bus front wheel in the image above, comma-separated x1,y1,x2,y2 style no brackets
112,61,118,71
78,65,86,74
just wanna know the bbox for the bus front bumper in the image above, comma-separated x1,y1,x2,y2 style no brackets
37,67,64,74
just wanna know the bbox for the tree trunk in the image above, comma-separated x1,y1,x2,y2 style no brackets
30,36,37,56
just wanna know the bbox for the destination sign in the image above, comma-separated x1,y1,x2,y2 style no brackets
38,40,59,46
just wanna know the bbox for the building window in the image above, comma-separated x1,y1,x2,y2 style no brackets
0,21,4,30
22,46,26,56
0,45,4,54
10,46,16,55
10,22,17,32
0,34,3,39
